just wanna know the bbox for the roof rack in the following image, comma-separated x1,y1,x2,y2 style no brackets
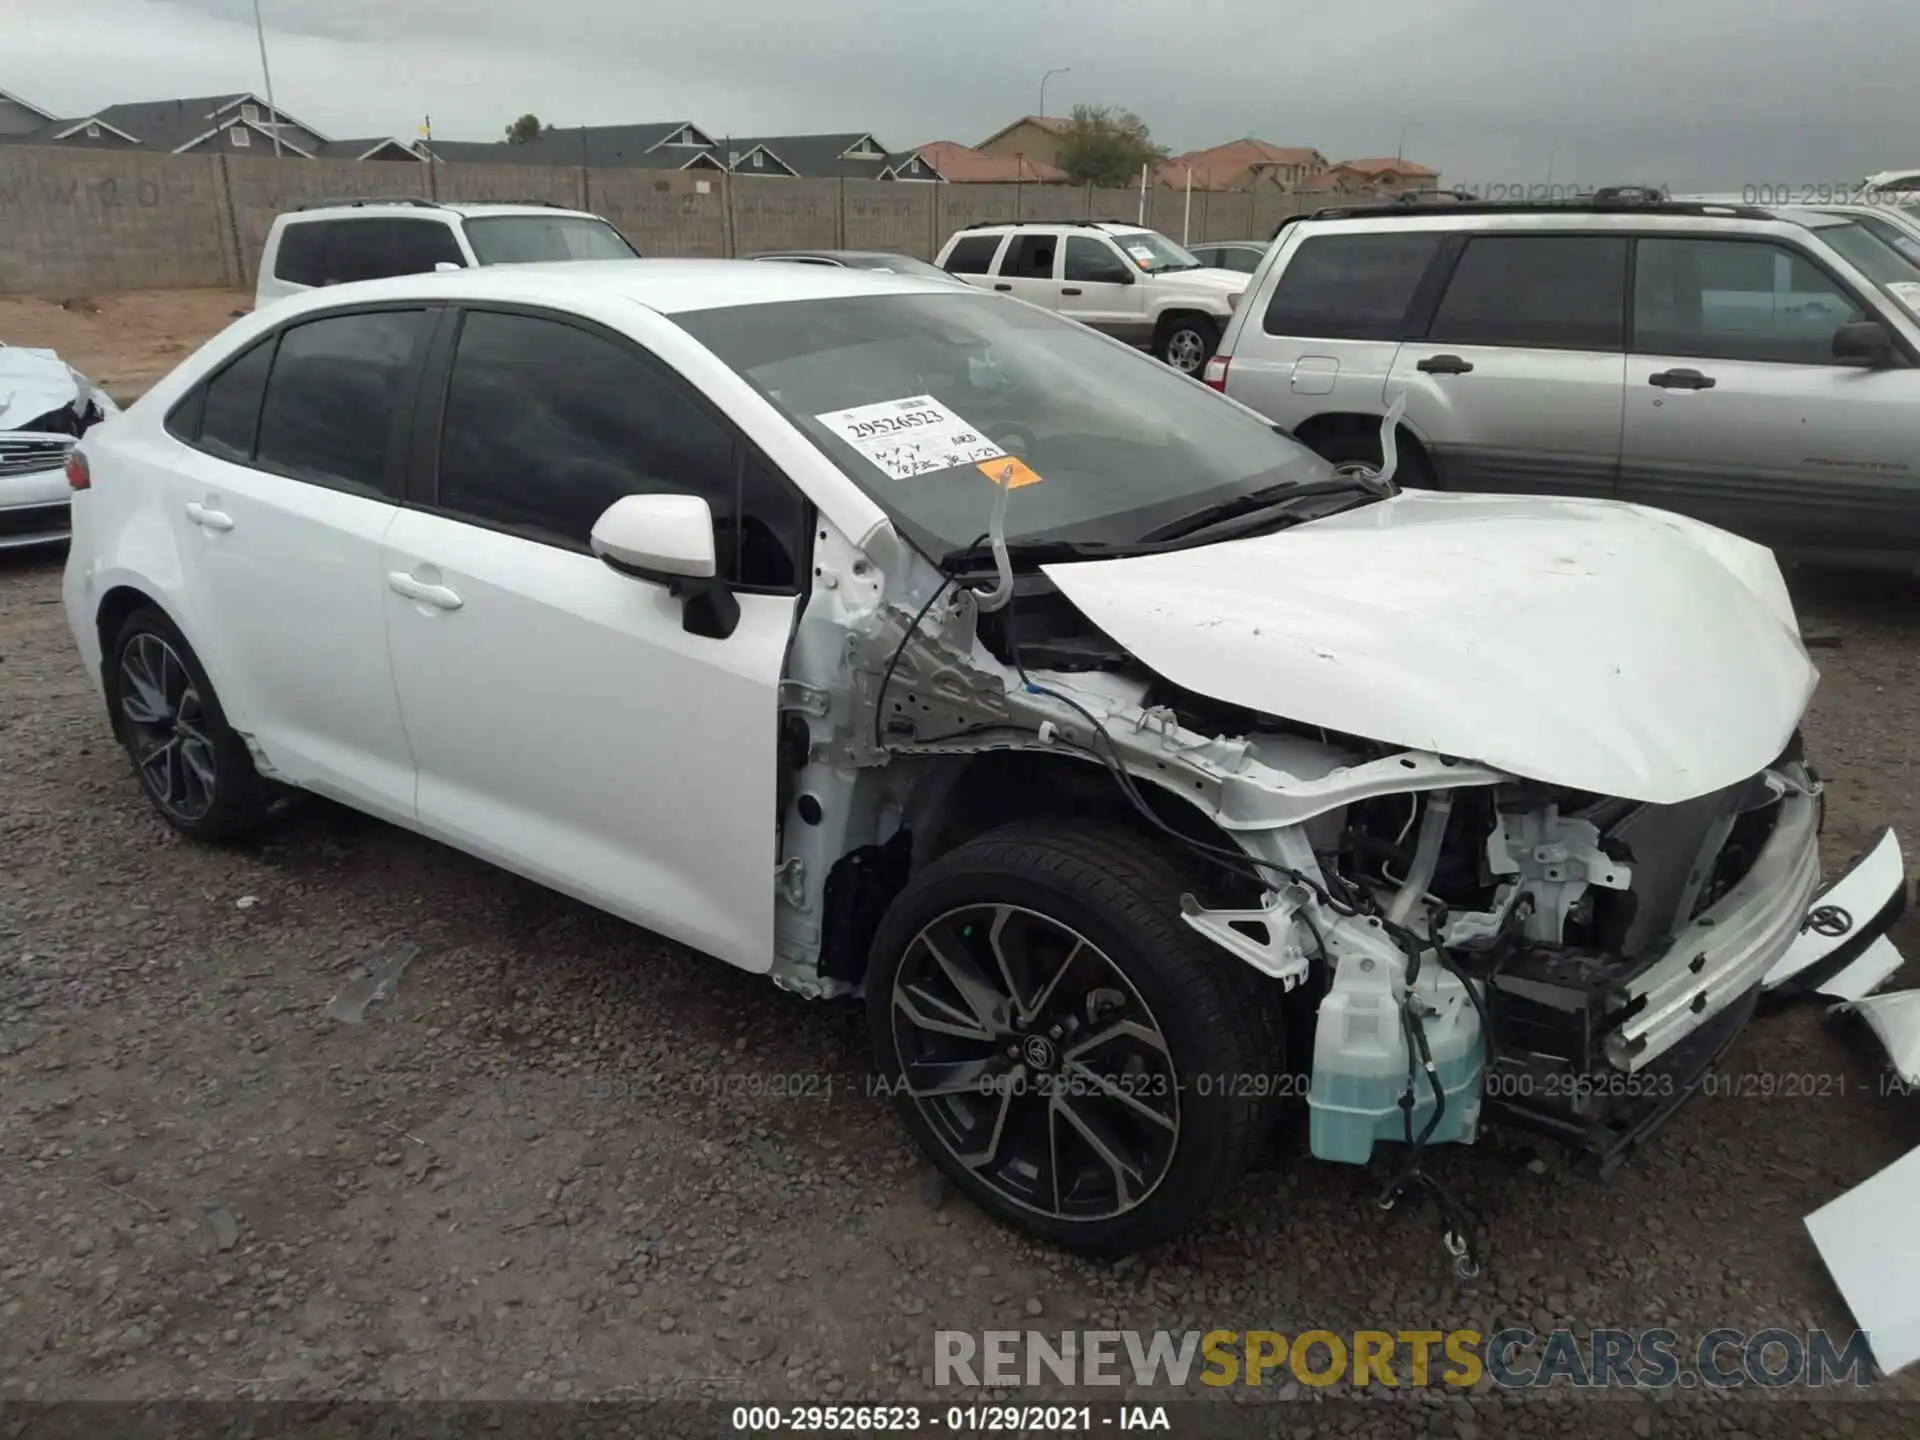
294,195,442,212
957,217,1143,231
1271,190,1778,238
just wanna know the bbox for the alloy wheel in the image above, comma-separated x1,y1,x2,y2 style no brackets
889,904,1181,1221
118,633,217,821
1164,328,1208,374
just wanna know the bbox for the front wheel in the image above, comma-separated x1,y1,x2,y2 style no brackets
1155,316,1218,376
866,820,1284,1256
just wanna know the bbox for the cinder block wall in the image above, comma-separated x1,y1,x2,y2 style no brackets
0,145,1311,294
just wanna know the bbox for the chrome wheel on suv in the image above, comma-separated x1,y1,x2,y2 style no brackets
1158,319,1216,375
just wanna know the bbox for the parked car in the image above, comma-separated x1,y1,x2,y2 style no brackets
61,260,1902,1257
747,249,960,282
255,198,638,308
934,220,1246,375
1186,241,1269,274
1799,203,1920,270
1209,193,1920,570
1,344,117,551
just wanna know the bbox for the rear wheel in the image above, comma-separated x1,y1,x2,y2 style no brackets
1154,315,1218,376
866,820,1284,1256
107,607,268,842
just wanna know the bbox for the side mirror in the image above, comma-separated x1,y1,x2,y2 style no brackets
1833,319,1895,366
434,260,463,273
591,493,738,639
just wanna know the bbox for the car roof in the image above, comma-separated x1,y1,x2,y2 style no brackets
951,220,1154,235
284,201,603,222
748,249,910,261
259,257,963,318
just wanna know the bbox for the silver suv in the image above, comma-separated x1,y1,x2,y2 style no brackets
1207,194,1920,570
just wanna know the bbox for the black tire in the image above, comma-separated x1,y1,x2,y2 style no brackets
106,606,268,842
1308,426,1436,488
1154,314,1218,376
866,819,1286,1256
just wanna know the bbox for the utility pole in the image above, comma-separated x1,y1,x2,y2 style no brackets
251,0,283,158
1039,67,1071,119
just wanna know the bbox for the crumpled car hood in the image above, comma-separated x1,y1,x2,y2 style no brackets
0,345,103,430
1043,490,1815,804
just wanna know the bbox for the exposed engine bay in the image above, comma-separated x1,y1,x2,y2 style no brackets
769,500,1832,1250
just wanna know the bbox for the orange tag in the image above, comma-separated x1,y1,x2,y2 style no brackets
976,456,1043,489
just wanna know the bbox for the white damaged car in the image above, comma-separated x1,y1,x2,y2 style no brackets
2,343,117,550
59,262,1906,1258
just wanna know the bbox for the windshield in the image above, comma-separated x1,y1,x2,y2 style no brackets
673,292,1332,558
1107,230,1203,274
840,254,957,281
1816,218,1920,286
462,215,638,264
1847,212,1920,267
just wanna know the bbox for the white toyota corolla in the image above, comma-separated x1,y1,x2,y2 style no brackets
60,261,1904,1260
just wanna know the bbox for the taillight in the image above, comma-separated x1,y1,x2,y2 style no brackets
65,450,91,490
1202,355,1229,392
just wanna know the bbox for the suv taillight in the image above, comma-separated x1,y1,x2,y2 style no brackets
1201,355,1229,392
65,450,91,490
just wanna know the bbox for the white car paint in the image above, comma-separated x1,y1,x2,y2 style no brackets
1,345,119,549
1761,827,1906,991
1840,989,1920,1086
1813,936,1906,1003
1806,1140,1920,1375
1044,489,1813,805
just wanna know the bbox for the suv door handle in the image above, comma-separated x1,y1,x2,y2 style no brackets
1061,286,1083,296
1416,354,1475,375
1649,368,1716,390
184,501,234,531
993,282,1012,292
388,572,464,611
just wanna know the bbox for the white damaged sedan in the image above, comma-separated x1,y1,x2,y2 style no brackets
59,261,1906,1259
1,343,117,550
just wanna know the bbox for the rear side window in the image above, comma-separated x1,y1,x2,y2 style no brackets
326,220,399,284
1263,232,1442,339
272,221,331,286
943,234,1002,274
254,309,430,495
1428,235,1627,350
194,339,275,462
391,219,465,273
1003,234,1057,279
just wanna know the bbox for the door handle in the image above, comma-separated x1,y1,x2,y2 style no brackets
184,501,233,531
387,572,464,611
1061,286,1083,296
1649,368,1716,390
1416,354,1475,375
993,282,1012,292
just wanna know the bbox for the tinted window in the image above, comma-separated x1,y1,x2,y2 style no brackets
1215,247,1264,274
255,310,428,494
461,216,637,264
273,221,330,286
196,339,275,462
436,310,742,556
1063,236,1130,284
392,219,465,273
1428,235,1626,349
1633,238,1864,365
324,220,399,284
1004,234,1057,279
1263,232,1442,340
943,234,1002,274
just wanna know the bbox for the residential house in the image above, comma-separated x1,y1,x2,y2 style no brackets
720,133,909,179
0,87,57,137
462,121,725,170
1301,157,1442,196
1157,139,1327,192
973,116,1074,169
891,141,1067,184
20,93,332,155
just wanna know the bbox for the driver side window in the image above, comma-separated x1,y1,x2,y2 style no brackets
1632,237,1865,365
433,309,804,590
1063,236,1131,284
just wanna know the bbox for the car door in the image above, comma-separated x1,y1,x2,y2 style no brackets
1619,234,1920,561
380,305,808,972
939,232,1007,291
1058,234,1148,344
1389,233,1628,497
158,305,430,818
993,231,1063,310
1225,228,1444,434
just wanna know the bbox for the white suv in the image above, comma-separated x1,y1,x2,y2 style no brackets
255,199,638,308
935,221,1246,374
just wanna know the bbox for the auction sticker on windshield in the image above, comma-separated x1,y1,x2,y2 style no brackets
815,395,1005,480
1127,245,1158,265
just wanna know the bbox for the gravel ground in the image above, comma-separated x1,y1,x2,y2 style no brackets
0,290,248,406
2,546,1918,1438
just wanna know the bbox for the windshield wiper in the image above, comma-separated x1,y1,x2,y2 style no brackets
1138,477,1382,544
939,537,1132,571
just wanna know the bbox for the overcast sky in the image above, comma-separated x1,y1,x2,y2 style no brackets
4,0,1913,189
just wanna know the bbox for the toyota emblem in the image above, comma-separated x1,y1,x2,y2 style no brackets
1803,905,1853,938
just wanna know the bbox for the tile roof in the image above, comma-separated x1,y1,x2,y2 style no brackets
906,141,1069,184
975,115,1075,149
1334,156,1440,177
1157,138,1328,190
